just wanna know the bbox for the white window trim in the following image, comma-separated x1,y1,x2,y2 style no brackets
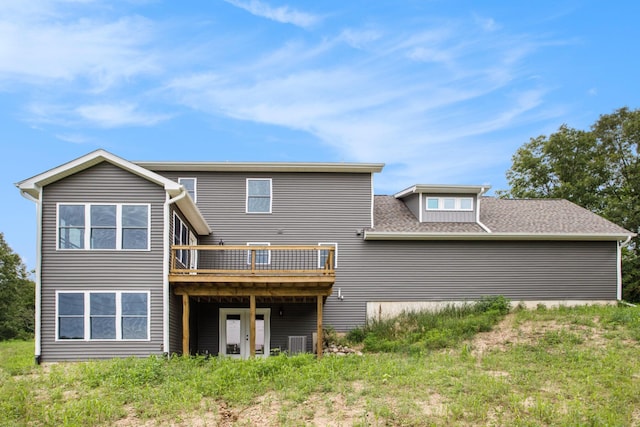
173,213,197,267
55,290,151,342
425,197,474,212
56,203,151,251
246,178,272,214
318,242,338,269
247,242,271,265
178,177,197,203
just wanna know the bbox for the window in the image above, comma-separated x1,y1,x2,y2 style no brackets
58,205,85,249
247,242,270,265
90,205,116,249
318,243,338,269
57,291,149,340
459,198,473,210
246,179,272,213
173,213,197,268
58,204,149,250
425,197,473,211
58,293,84,339
178,178,197,203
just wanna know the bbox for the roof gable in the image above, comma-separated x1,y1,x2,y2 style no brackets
17,149,182,197
17,149,211,235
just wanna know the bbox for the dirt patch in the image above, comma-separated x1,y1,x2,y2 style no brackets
470,313,609,356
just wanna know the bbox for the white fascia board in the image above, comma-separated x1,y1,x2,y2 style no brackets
175,197,211,235
135,161,385,174
364,231,634,241
16,149,182,197
395,184,491,198
393,186,417,199
16,149,210,235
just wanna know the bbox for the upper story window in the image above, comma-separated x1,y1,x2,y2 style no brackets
246,179,272,213
58,204,150,250
178,178,197,203
426,197,473,211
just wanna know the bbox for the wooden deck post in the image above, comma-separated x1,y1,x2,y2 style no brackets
249,295,256,357
317,295,323,358
182,294,190,356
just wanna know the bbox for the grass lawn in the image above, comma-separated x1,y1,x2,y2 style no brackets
1,303,639,426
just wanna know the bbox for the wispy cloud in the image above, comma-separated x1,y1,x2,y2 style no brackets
55,133,91,144
0,4,159,91
75,103,172,128
166,16,560,191
26,102,172,128
223,0,320,28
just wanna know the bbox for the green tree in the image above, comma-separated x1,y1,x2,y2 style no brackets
0,232,35,340
502,107,640,301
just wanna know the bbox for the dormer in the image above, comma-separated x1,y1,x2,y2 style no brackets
394,184,490,223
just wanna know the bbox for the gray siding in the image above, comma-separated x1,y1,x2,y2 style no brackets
323,240,618,330
158,171,373,345
403,193,420,221
41,162,166,361
157,170,619,340
422,193,477,223
159,171,373,247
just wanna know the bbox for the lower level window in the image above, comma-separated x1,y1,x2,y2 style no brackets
57,291,149,340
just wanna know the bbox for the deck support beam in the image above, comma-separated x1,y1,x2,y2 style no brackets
182,294,190,356
249,295,256,357
317,295,323,358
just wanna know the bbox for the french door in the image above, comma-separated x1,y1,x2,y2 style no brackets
219,308,271,359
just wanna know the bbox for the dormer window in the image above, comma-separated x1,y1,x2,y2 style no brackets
426,197,473,211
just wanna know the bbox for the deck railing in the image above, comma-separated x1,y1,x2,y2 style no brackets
170,245,335,276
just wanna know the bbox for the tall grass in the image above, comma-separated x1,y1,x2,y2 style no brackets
1,303,639,426
348,295,510,353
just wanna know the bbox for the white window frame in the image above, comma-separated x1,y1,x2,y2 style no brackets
55,290,151,341
318,242,338,269
178,178,197,203
219,308,271,359
173,213,197,268
425,197,474,211
246,178,272,214
247,242,271,265
57,203,151,251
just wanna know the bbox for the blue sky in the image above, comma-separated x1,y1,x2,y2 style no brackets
2,0,639,268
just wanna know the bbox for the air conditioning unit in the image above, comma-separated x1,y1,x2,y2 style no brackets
288,336,307,354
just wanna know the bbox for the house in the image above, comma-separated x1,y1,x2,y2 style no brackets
17,150,634,362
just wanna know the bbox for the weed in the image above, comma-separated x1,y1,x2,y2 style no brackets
354,295,510,353
1,303,639,426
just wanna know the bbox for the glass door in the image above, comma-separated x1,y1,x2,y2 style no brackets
219,309,270,359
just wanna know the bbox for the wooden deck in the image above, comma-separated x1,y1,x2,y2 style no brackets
169,245,336,357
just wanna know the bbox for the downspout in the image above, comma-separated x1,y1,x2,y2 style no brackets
476,187,492,233
163,189,189,356
617,235,633,301
20,188,42,365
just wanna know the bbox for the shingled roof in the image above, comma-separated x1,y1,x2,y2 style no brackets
479,198,630,234
370,195,632,239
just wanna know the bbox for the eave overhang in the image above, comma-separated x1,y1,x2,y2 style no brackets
364,231,634,242
395,184,491,199
136,161,385,174
16,149,211,236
